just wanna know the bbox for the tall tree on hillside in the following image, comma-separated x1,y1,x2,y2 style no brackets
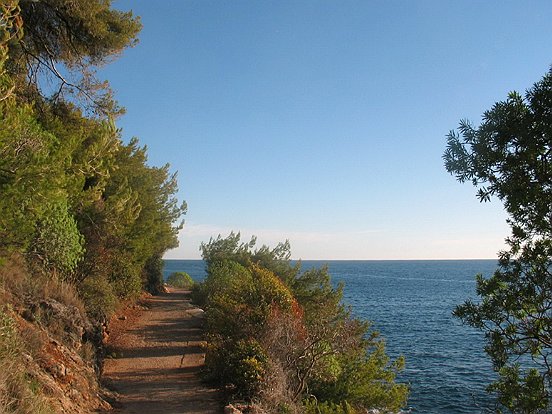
0,0,141,254
444,69,552,412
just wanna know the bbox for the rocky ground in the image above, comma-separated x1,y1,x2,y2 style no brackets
7,302,112,413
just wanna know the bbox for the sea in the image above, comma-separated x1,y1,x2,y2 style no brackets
163,259,498,413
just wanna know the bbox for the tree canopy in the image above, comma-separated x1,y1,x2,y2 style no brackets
0,0,185,320
444,68,552,413
7,0,141,114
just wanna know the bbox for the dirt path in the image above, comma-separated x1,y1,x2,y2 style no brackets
101,288,222,414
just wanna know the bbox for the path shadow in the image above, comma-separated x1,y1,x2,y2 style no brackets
101,290,222,413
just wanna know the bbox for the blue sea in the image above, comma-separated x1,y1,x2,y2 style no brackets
163,259,498,413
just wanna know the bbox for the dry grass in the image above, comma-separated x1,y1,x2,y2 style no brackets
0,253,87,341
0,254,89,352
41,279,85,316
0,308,53,414
0,253,85,314
0,254,29,304
18,322,45,360
256,359,300,414
0,254,90,413
79,341,96,363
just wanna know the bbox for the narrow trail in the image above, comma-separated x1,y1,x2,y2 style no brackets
101,288,222,414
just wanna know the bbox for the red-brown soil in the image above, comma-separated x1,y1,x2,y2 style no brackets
101,288,222,413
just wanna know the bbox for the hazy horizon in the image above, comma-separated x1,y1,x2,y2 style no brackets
164,257,498,262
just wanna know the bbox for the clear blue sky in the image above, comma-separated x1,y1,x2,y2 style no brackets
101,1,552,259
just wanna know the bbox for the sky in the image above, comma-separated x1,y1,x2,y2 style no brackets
100,1,552,260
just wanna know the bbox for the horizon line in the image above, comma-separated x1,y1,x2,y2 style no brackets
164,257,498,261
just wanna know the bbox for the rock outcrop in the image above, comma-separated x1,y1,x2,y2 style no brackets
15,301,112,413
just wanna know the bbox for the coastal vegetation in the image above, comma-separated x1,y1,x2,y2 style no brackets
445,68,552,412
0,0,186,315
166,271,194,289
0,1,185,411
193,233,408,413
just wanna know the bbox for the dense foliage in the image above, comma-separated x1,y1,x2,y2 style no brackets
194,233,408,413
444,69,552,413
0,0,185,320
0,3,185,410
166,272,194,289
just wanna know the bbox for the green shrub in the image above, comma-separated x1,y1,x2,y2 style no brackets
190,281,208,306
166,271,194,288
143,255,164,294
205,338,268,399
229,339,269,396
79,276,117,320
202,261,294,338
109,257,142,301
31,200,85,277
